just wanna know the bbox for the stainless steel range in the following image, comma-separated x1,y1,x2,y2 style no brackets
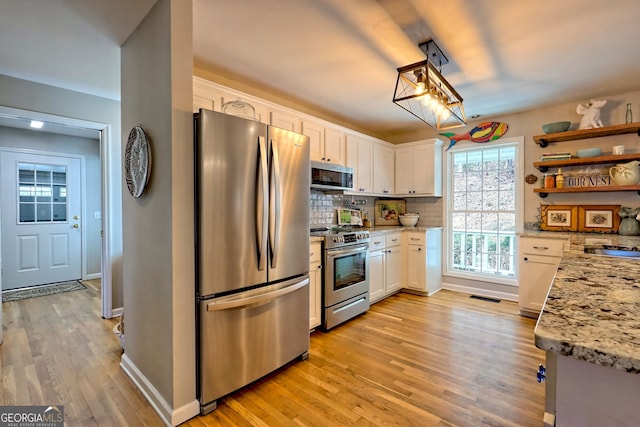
321,229,370,330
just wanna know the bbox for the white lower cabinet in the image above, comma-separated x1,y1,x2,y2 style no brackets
405,229,442,296
369,246,385,303
518,237,566,317
309,241,322,330
369,233,402,303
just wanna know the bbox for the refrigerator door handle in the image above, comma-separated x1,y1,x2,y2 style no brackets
269,140,281,268
206,277,309,311
257,136,269,271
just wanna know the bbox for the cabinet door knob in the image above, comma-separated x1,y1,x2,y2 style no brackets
327,158,331,162
418,248,422,252
524,257,528,261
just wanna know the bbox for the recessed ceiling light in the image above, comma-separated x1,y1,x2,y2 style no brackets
30,120,44,129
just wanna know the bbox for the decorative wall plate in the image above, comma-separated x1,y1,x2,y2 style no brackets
125,126,151,198
525,174,538,185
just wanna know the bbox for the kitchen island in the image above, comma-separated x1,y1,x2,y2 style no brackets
532,232,640,427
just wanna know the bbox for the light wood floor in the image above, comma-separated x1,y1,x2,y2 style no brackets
1,282,545,426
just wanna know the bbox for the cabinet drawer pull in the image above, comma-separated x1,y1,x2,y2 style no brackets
532,246,549,250
410,237,420,241
310,252,314,256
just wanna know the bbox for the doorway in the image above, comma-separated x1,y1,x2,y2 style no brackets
0,150,83,289
0,107,113,318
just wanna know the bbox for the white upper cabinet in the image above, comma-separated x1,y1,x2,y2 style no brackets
373,144,394,195
193,95,215,113
193,77,269,123
346,135,373,193
395,139,443,197
271,110,301,133
303,121,345,166
324,127,346,166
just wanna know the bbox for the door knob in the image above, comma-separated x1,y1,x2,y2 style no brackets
73,224,79,229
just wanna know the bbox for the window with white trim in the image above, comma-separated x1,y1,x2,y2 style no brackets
446,138,523,283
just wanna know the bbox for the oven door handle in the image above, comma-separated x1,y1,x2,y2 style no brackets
326,245,369,257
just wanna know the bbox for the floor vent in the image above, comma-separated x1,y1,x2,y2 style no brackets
470,295,501,303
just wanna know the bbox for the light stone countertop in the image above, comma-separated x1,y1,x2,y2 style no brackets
531,232,640,374
367,225,443,236
309,226,443,241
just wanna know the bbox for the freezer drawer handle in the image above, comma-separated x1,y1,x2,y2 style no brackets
206,278,309,312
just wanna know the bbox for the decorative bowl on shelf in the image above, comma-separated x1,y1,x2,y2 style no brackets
399,214,419,227
576,148,602,158
542,121,571,134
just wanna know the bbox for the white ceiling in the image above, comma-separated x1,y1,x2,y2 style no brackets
2,0,640,140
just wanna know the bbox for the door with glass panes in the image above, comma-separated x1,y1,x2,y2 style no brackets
1,151,82,290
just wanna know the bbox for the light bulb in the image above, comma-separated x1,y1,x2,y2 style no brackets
420,93,432,106
415,81,426,95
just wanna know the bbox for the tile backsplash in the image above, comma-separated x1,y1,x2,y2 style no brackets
310,190,444,229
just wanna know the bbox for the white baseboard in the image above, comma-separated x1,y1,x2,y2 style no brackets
84,272,102,280
120,354,199,426
442,282,518,302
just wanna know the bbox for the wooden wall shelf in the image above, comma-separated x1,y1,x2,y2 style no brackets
535,185,640,198
534,153,640,172
534,123,640,147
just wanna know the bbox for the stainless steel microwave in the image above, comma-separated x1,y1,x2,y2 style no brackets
310,161,354,191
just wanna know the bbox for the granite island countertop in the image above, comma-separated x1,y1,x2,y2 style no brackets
532,232,640,374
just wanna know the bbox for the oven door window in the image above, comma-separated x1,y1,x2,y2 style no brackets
332,251,366,290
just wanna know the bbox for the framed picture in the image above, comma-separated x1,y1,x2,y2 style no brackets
374,199,407,226
540,205,578,231
578,205,620,233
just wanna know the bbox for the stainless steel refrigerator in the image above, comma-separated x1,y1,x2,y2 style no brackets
194,109,310,414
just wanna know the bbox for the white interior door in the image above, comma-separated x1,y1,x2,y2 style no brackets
1,151,82,290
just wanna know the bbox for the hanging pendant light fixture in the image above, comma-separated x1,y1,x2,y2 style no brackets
393,39,466,130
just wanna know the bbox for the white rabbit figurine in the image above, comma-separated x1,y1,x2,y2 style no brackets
576,99,607,129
